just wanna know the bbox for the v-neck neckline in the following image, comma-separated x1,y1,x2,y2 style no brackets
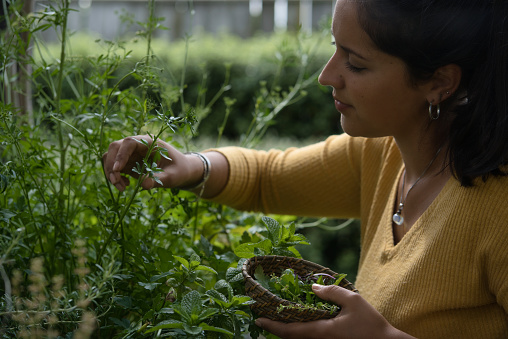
386,166,454,249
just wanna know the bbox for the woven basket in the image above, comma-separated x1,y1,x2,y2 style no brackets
242,255,358,323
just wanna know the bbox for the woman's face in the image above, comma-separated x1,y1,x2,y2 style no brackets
319,0,431,140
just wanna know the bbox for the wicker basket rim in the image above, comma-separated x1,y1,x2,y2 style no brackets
242,255,355,304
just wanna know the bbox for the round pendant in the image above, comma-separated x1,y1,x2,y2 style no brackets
392,213,404,225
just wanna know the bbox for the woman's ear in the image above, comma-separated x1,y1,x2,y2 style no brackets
426,64,462,103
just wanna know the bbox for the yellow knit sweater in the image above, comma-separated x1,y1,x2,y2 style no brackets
211,134,508,338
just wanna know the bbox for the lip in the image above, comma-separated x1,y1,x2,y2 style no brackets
334,99,352,112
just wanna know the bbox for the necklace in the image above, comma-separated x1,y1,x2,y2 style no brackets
392,146,443,226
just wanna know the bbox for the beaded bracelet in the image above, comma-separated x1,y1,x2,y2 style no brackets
181,152,211,196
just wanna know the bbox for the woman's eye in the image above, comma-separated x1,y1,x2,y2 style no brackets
345,61,365,73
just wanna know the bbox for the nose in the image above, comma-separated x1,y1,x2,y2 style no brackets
318,52,344,89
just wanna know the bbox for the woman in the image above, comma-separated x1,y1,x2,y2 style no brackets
103,0,508,337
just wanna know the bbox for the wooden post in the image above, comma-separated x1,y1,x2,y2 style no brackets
300,0,313,33
1,0,34,126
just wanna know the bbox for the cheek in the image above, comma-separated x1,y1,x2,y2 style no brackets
350,80,385,109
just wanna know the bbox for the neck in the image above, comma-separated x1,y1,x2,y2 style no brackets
394,133,450,184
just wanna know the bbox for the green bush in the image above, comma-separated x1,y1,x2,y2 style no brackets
0,1,358,337
38,30,343,140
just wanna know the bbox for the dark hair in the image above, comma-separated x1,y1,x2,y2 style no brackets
356,0,508,186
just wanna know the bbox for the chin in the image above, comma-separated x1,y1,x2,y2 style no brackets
340,119,382,138
340,117,364,137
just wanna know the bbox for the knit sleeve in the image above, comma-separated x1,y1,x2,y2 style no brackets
208,134,364,218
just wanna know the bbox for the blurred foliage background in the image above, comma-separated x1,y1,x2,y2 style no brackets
38,32,344,140
35,29,360,281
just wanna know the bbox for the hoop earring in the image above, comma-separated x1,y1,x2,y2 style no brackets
429,102,440,120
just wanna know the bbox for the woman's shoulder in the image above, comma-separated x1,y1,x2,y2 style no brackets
452,173,508,227
325,134,397,156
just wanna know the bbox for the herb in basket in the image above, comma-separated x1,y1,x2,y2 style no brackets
254,266,347,313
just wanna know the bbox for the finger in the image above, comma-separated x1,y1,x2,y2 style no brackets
103,141,121,184
114,176,130,192
113,136,151,174
255,318,328,339
312,284,356,306
140,175,163,190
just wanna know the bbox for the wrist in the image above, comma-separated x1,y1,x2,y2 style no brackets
180,152,211,194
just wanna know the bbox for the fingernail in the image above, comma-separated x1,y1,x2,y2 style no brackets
109,173,116,184
255,319,263,328
312,284,323,292
113,161,120,171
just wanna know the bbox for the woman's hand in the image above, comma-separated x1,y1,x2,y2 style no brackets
255,284,415,339
102,135,201,192
102,135,230,198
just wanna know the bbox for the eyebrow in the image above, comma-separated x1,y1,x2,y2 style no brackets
330,30,369,61
339,44,368,61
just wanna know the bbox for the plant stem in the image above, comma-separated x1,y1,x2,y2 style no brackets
97,127,167,262
53,0,70,226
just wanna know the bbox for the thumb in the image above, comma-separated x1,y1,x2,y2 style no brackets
312,284,355,306
141,175,157,190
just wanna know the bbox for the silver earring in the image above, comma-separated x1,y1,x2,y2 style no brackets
429,101,440,120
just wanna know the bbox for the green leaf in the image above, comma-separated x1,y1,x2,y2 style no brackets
225,267,244,283
281,221,295,241
173,255,190,268
263,216,282,246
200,235,214,257
156,247,173,263
181,290,202,315
200,323,234,336
333,273,348,285
190,260,201,269
150,271,172,282
189,252,201,264
254,266,271,291
288,233,309,244
109,317,130,329
183,323,203,335
272,247,298,257
205,289,227,303
0,175,8,194
198,307,219,321
286,246,303,258
214,279,230,290
144,319,184,333
0,209,17,222
152,176,163,186
230,295,253,307
138,282,161,291
214,279,233,299
195,265,217,275
113,296,133,309
134,138,149,147
234,238,272,258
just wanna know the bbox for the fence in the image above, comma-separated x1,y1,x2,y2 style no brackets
33,0,335,41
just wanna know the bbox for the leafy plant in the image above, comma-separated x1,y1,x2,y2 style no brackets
0,0,356,337
234,216,310,259
254,266,346,314
145,290,233,337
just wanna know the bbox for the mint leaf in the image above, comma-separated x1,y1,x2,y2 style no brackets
263,216,282,246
